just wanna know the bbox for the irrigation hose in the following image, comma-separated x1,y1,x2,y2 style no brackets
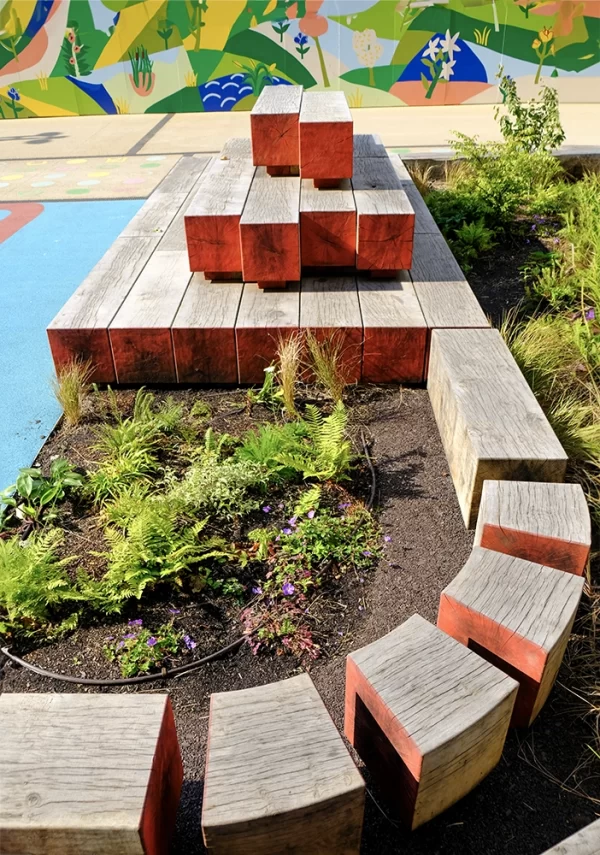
361,430,377,511
0,635,245,688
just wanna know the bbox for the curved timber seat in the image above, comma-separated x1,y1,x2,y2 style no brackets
344,613,518,830
541,817,600,854
438,546,585,728
201,673,365,855
0,693,182,855
475,480,591,576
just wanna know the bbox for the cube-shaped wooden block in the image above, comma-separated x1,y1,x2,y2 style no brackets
202,674,365,855
475,480,591,576
299,91,353,182
250,85,302,169
0,693,183,855
300,179,356,268
345,614,518,829
438,547,585,727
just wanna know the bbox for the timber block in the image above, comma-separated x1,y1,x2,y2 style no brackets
475,480,591,576
235,282,299,384
299,91,353,181
219,137,252,159
438,546,584,727
541,817,600,854
345,613,518,829
0,693,182,855
427,328,568,528
300,179,356,268
357,273,427,383
184,156,255,275
202,673,365,855
250,85,303,169
352,156,415,272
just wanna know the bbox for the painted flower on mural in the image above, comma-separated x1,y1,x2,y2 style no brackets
61,20,89,78
298,0,330,88
440,29,461,60
532,27,556,85
420,30,461,99
352,29,383,87
7,87,19,101
4,86,23,119
294,32,310,61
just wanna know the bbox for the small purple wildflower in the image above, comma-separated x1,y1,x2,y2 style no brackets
362,550,372,557
282,581,295,596
553,237,560,244
338,502,350,510
168,608,181,615
288,516,297,527
147,636,157,647
183,635,197,650
123,633,136,640
262,505,272,513
275,535,280,541
307,509,315,519
384,535,392,543
282,527,292,535
525,239,530,244
128,618,143,627
531,224,536,231
117,640,125,649
358,605,364,612
252,586,263,595
106,635,114,641
585,308,596,321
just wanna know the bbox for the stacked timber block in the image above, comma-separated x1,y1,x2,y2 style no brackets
438,547,585,727
202,673,365,855
0,693,182,855
344,614,518,829
541,817,600,854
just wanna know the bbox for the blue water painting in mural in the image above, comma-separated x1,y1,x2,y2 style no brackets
67,76,118,114
199,75,290,112
399,34,487,84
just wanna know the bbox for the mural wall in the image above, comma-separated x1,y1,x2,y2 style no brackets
1,0,600,119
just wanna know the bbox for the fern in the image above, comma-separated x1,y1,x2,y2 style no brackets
293,485,322,517
236,421,309,475
277,402,353,481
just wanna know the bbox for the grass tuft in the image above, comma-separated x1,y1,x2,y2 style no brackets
305,330,351,403
51,359,93,426
276,332,303,417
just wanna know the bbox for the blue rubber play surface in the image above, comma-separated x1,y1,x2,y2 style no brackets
0,199,143,491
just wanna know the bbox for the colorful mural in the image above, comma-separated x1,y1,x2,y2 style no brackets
2,0,600,118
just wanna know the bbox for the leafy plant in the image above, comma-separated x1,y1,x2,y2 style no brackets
276,402,354,482
1,460,84,529
157,18,174,50
62,21,90,77
129,46,154,92
247,365,282,410
233,59,276,96
103,619,183,677
449,220,496,272
51,358,93,426
236,421,309,477
272,18,290,42
494,73,565,153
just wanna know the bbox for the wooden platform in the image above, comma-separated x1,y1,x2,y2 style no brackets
541,818,600,854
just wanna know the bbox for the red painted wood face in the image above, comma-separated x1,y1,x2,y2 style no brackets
362,328,427,384
480,524,589,577
356,214,415,271
300,211,356,268
251,113,300,168
109,329,177,384
240,222,300,283
300,122,353,180
173,328,238,384
48,328,115,384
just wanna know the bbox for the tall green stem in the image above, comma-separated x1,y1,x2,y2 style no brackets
314,36,330,88
425,64,442,99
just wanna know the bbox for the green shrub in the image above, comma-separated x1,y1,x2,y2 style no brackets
495,74,565,154
169,456,269,519
1,460,84,529
103,620,182,677
276,402,354,482
449,221,496,272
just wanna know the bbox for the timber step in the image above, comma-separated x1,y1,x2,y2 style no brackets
438,546,585,727
541,818,600,854
475,480,591,576
299,90,354,183
0,693,182,855
427,327,568,528
345,613,518,830
250,84,303,172
202,673,365,855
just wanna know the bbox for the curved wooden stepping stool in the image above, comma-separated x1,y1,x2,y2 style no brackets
541,817,600,853
344,614,518,830
0,693,182,855
475,480,591,576
438,546,585,728
202,673,365,854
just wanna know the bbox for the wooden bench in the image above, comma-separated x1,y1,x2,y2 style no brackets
0,693,182,855
184,156,255,278
438,546,585,727
250,85,303,175
109,250,191,384
202,673,365,855
172,273,243,384
235,282,300,383
345,613,518,829
352,156,415,273
358,273,427,383
541,818,600,854
388,155,440,235
239,167,300,288
353,133,387,160
475,480,591,576
427,328,568,528
299,91,353,186
300,178,356,268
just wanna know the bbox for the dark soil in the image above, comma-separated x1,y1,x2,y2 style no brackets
2,390,599,854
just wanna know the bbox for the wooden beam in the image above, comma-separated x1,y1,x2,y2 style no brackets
427,328,567,528
386,155,440,235
299,91,353,181
109,251,191,384
158,164,213,252
345,613,517,829
153,154,211,197
300,178,356,268
358,273,427,383
0,693,182,855
220,137,252,159
438,547,584,727
172,274,243,384
235,282,299,384
352,156,415,272
541,818,600,854
239,167,300,286
202,674,365,855
184,156,255,276
300,276,362,383
353,133,387,159
475,480,591,576
251,85,303,168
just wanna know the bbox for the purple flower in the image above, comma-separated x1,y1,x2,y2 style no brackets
362,550,372,557
117,640,125,649
128,618,143,626
282,581,295,596
585,308,596,321
252,586,262,595
262,505,272,513
288,516,297,527
168,608,181,615
307,509,315,519
282,527,292,535
531,224,536,231
123,633,136,640
384,535,391,543
147,636,157,647
106,636,114,641
338,502,350,510
553,237,560,244
183,635,197,650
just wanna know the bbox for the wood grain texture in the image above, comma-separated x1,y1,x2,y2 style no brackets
202,673,365,855
184,157,255,274
236,282,300,383
47,236,159,383
300,91,353,180
412,279,489,331
109,251,191,384
353,133,387,159
427,328,568,528
352,157,415,271
172,274,243,384
345,614,517,829
0,693,182,855
240,167,300,283
438,546,584,726
251,85,302,168
153,154,211,197
475,480,591,576
541,818,600,854
386,156,441,236
300,276,362,382
219,137,253,159
358,273,427,383
410,231,466,283
300,178,356,267
158,161,213,252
